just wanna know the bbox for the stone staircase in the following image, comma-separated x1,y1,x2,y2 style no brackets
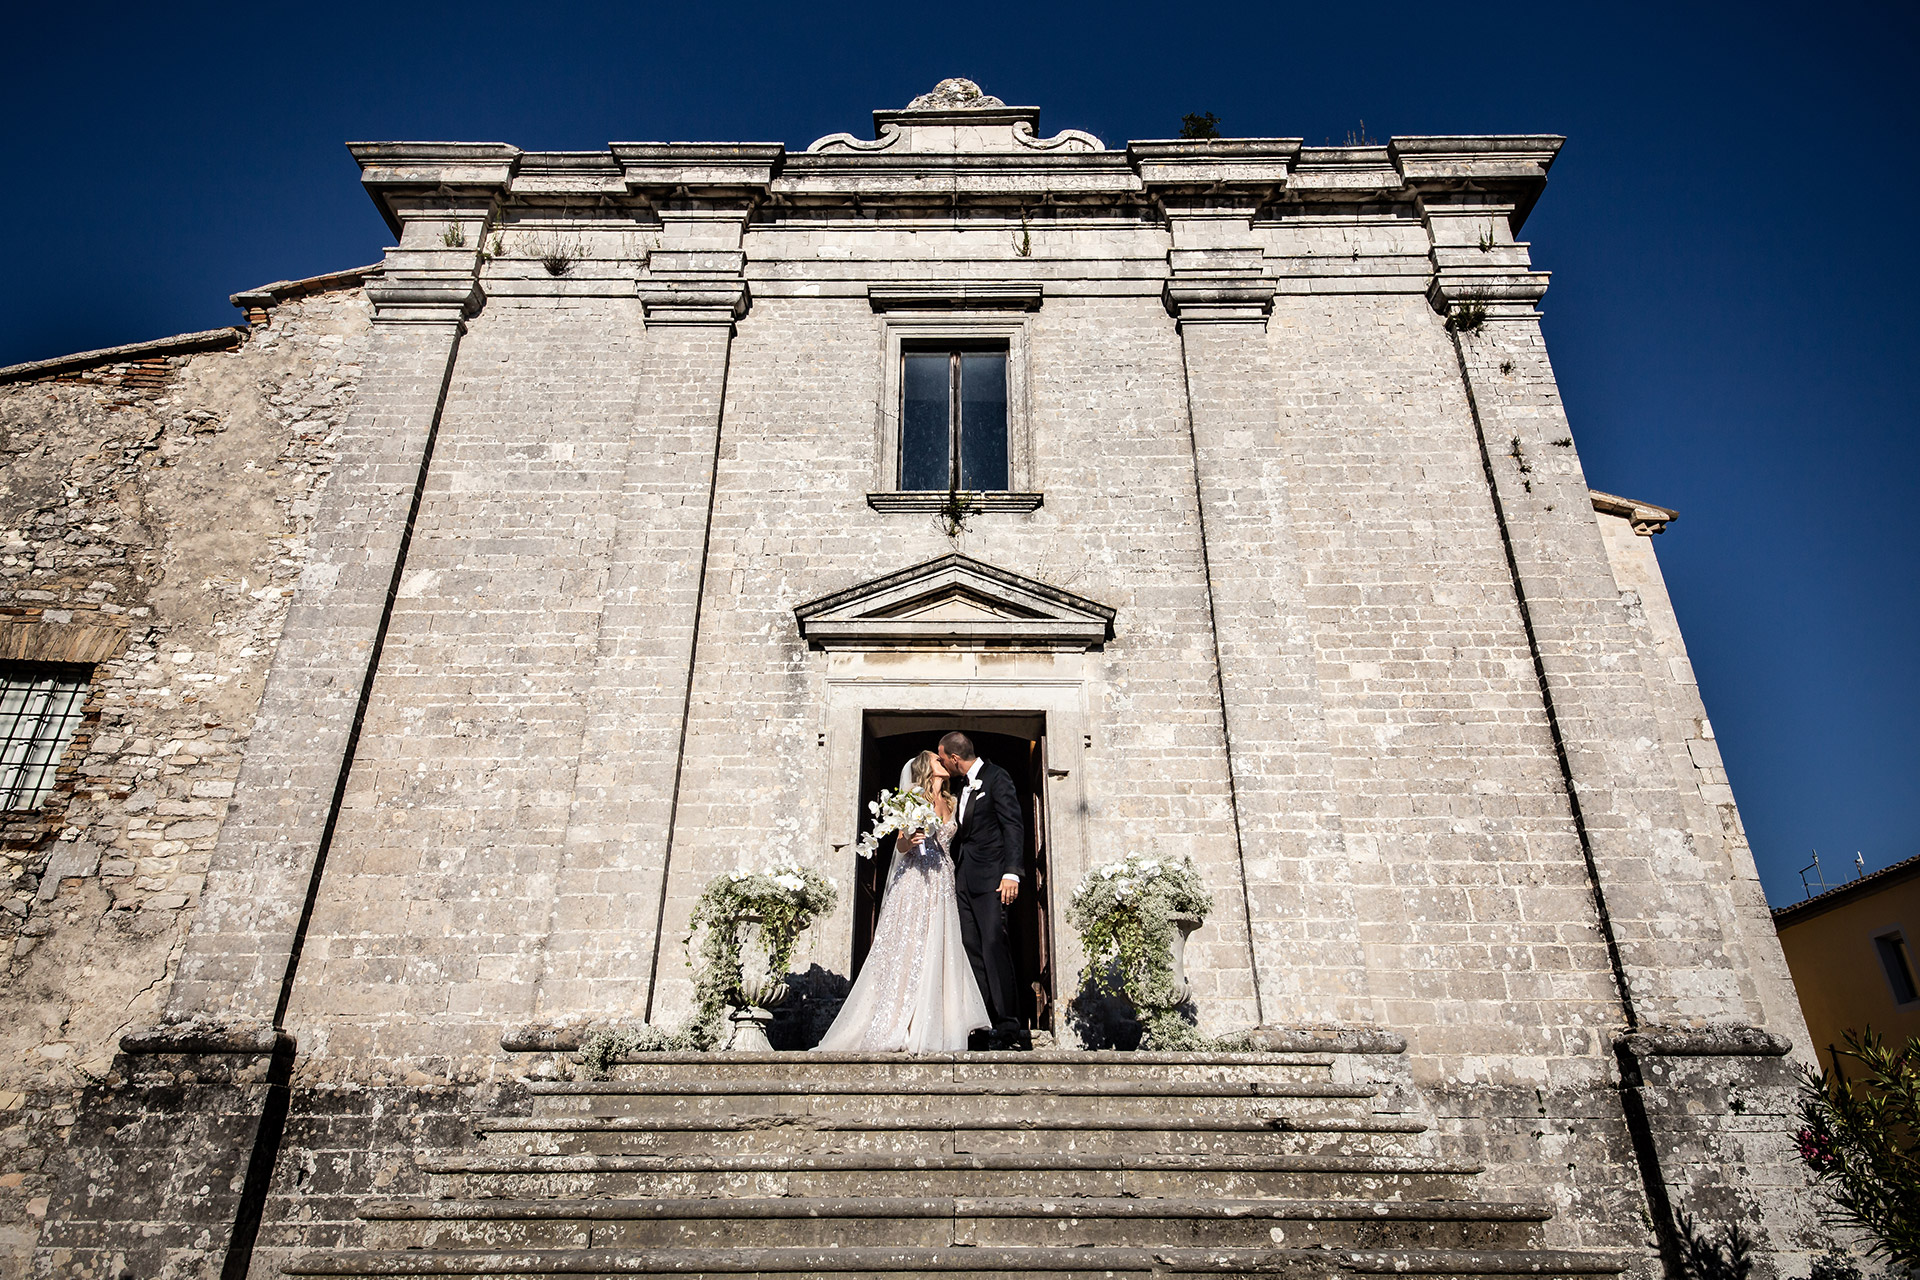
280,1050,1629,1279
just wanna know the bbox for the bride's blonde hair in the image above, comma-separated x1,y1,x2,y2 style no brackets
908,749,948,799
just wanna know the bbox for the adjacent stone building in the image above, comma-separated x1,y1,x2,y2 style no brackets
0,80,1830,1280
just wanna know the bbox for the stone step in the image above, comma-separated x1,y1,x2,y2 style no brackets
474,1115,1424,1159
354,1195,1550,1252
598,1051,1344,1089
529,1080,1383,1124
536,1079,1374,1100
421,1152,1486,1203
284,1244,1627,1278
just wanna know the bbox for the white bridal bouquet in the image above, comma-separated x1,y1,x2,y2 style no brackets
855,785,941,859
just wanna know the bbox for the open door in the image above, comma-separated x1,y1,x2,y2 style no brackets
854,712,1054,1035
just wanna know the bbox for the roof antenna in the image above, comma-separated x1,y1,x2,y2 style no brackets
1797,849,1827,900
1855,851,1866,880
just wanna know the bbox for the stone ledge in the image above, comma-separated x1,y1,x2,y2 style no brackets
0,327,245,386
283,1244,1627,1277
501,1023,599,1054
120,1016,294,1057
866,492,1043,515
867,282,1043,312
229,262,382,314
1589,489,1678,536
1615,1024,1791,1059
1237,1026,1409,1056
499,1025,1393,1063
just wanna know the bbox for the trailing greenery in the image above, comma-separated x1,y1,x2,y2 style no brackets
576,863,837,1077
1068,853,1213,1050
1795,1027,1920,1267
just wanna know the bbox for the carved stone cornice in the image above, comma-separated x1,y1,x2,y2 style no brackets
1161,247,1275,327
1426,271,1552,312
349,141,521,237
637,247,751,327
610,142,784,195
364,277,484,326
1590,489,1678,536
1128,139,1301,192
1390,135,1563,227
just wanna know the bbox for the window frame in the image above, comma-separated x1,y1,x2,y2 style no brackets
874,315,1033,498
898,344,1010,493
0,661,94,812
1873,927,1920,1008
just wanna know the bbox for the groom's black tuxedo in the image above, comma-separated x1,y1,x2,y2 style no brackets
950,759,1025,892
949,757,1029,1047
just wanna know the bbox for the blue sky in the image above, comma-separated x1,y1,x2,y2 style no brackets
3,2,1912,905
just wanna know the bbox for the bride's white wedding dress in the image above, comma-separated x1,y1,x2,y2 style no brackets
814,811,990,1053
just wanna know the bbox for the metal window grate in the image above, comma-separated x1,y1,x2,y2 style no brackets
0,664,92,811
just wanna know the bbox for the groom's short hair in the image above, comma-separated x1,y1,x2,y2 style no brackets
939,731,976,760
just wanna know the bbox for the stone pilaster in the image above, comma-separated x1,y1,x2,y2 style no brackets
1420,173,1821,1272
154,161,509,1042
1423,189,1760,1032
1152,176,1376,1032
534,200,755,1026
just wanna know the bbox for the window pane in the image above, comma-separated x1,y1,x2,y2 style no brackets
958,352,1008,491
900,353,951,490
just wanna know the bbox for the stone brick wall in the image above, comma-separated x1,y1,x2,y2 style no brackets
0,287,368,1274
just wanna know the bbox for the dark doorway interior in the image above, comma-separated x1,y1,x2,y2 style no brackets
854,712,1054,1034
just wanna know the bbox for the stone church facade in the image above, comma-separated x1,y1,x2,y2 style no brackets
0,81,1827,1279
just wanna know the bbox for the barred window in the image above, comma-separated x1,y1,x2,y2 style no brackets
0,664,91,810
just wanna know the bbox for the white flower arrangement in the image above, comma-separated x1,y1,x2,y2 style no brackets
1069,852,1215,1050
577,858,838,1072
855,785,941,859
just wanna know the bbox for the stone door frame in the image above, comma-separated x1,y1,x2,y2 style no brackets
815,649,1093,1041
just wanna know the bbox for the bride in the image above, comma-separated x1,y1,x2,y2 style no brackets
814,750,990,1052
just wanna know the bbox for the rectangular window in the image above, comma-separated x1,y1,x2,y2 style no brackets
1875,930,1920,1006
899,348,1009,492
0,664,90,810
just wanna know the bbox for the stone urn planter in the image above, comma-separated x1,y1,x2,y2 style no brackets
1167,912,1202,1005
726,913,788,1052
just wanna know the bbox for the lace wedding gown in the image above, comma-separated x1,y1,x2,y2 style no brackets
814,815,991,1053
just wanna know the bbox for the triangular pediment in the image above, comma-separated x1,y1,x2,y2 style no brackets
795,555,1115,651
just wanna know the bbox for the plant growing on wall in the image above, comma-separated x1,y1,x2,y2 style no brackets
578,863,838,1076
1448,301,1488,333
937,489,978,539
1179,112,1220,141
1068,853,1213,1050
1795,1027,1920,1267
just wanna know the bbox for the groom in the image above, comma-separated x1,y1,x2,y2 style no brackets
936,731,1032,1051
